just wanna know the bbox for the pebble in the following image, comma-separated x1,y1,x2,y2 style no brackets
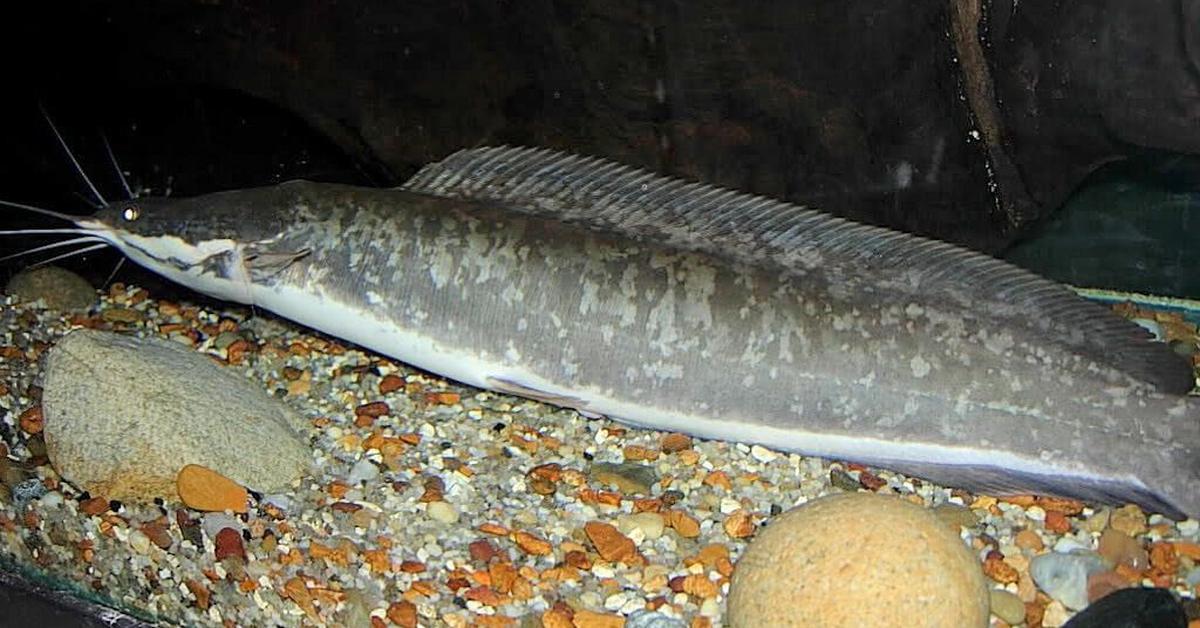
4,266,96,311
1030,550,1111,610
41,329,310,501
347,458,380,485
625,609,687,628
176,464,250,513
1061,587,1187,628
426,500,459,524
585,521,639,564
200,513,244,540
989,588,1026,625
617,512,666,541
748,444,778,463
1097,528,1148,569
933,503,978,530
1110,505,1149,537
727,493,989,626
12,478,47,507
1080,507,1112,534
1015,528,1045,551
127,530,152,554
590,462,657,495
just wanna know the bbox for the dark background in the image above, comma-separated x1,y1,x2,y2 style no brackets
0,0,1197,295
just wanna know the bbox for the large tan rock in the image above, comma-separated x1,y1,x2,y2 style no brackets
727,492,989,627
41,329,310,501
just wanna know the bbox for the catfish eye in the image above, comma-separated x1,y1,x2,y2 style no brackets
121,205,141,222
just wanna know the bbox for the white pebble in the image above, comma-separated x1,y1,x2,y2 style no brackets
38,492,65,509
604,592,628,611
347,458,380,485
127,530,151,554
749,445,778,463
617,512,666,542
1025,506,1046,522
426,501,459,524
1177,519,1199,536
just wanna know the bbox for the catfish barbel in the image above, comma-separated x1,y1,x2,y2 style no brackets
5,146,1197,518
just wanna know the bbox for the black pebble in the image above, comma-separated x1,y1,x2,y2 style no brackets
1063,588,1187,628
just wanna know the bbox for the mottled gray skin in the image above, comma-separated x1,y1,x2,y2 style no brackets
89,181,1200,518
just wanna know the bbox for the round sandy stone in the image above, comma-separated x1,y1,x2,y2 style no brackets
727,493,989,627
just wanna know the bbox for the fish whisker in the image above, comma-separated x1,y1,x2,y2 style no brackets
0,228,92,236
40,103,108,206
101,256,127,290
0,199,83,222
27,242,111,269
101,131,135,200
0,236,106,263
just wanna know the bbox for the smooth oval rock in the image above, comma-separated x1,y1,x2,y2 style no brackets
727,493,989,627
989,589,1027,625
1029,550,1111,611
42,329,310,502
5,266,96,311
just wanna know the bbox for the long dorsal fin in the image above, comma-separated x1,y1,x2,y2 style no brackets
402,146,1195,394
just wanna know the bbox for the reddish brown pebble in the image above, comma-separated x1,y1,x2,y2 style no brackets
425,391,460,405
513,531,553,556
464,585,504,607
1025,601,1045,627
213,527,245,561
584,521,637,564
225,339,251,364
983,553,1019,584
479,522,510,536
78,497,109,516
379,374,405,394
666,510,702,538
355,401,391,418
186,579,211,610
857,469,887,491
660,433,693,453
446,576,471,591
1098,528,1149,569
723,509,756,538
489,562,520,593
541,608,574,628
399,560,426,573
703,470,733,490
176,464,249,513
330,501,363,514
1148,542,1179,575
469,539,500,563
572,610,625,628
1044,510,1071,534
18,406,44,434
1173,541,1200,560
623,445,659,462
388,600,422,628
682,573,720,599
139,522,173,550
564,549,593,570
1014,529,1044,552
